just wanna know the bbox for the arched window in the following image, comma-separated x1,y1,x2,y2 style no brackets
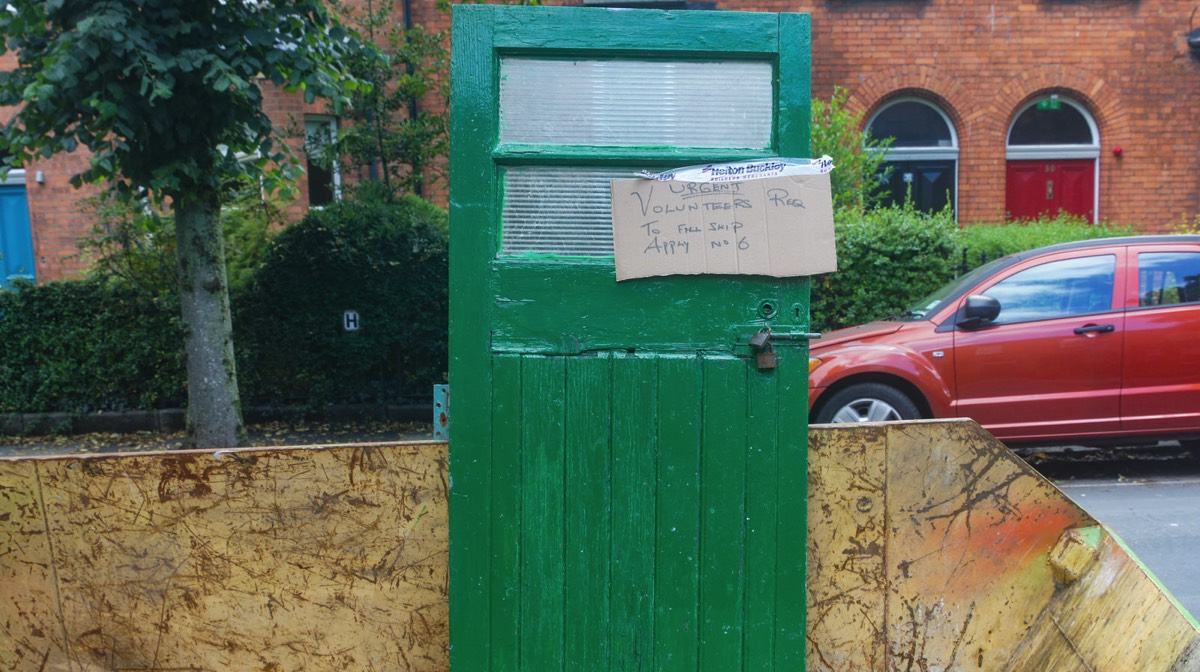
1005,95,1099,222
866,98,958,215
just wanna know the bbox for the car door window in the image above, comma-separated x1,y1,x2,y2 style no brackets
983,254,1116,324
1137,252,1200,307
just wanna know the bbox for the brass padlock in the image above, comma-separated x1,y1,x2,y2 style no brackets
756,342,778,370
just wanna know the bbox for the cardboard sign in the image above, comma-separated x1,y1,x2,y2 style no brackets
610,172,837,281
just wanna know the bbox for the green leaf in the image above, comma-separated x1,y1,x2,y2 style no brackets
152,81,173,102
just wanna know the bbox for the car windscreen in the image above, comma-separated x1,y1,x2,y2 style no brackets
894,255,1016,321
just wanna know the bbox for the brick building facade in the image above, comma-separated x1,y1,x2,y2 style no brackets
3,0,1199,285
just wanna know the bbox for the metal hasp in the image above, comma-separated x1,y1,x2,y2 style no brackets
749,327,822,370
433,384,449,440
448,5,815,671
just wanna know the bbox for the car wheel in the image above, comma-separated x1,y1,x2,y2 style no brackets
814,383,922,424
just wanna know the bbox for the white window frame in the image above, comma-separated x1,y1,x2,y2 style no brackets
1,169,25,186
866,97,960,218
304,116,342,207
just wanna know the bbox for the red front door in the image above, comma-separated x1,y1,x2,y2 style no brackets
1006,159,1095,222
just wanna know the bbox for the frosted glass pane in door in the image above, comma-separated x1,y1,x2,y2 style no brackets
499,59,773,149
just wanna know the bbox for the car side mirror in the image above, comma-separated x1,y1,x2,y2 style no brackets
957,294,1001,329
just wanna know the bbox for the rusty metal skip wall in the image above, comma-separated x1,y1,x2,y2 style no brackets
2,421,1197,670
0,442,449,670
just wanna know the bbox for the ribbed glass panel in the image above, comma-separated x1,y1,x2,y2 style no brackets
501,167,629,257
499,59,773,149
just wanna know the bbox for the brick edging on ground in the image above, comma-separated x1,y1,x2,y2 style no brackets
0,404,432,437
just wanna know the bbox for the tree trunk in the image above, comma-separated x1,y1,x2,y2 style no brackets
174,186,244,449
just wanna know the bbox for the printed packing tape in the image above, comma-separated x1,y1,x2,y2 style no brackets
638,155,835,183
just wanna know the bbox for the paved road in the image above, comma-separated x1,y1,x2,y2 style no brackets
1059,475,1200,619
1036,445,1200,619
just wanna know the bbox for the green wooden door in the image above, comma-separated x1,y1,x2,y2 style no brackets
449,7,812,670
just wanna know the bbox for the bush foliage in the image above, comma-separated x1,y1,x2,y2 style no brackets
955,214,1134,269
811,86,891,211
811,203,958,333
234,184,448,406
810,209,1136,332
77,182,288,297
0,280,184,413
0,188,1143,415
1,187,447,415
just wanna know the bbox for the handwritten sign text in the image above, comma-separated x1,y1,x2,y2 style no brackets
611,173,836,281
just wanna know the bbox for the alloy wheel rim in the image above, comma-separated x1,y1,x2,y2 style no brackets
830,398,902,423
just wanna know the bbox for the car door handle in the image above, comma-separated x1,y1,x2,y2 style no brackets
1074,324,1115,335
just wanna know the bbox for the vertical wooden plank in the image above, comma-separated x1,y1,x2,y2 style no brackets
564,354,613,670
774,15,811,665
610,353,658,671
655,355,702,671
699,356,748,671
775,319,811,669
448,5,498,671
776,13,812,157
743,368,779,670
521,356,567,670
491,356,523,671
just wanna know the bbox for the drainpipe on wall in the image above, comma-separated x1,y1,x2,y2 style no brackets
403,0,422,197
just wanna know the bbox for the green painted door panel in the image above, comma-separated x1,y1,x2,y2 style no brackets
492,261,811,353
450,6,812,670
483,354,809,671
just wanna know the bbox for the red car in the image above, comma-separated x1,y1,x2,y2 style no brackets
807,235,1200,446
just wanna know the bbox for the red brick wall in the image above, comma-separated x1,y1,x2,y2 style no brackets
23,152,99,281
260,86,338,224
796,0,1199,230
414,0,1200,230
7,0,1200,281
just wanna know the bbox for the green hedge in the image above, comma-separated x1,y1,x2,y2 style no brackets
811,204,959,332
0,280,184,413
1,188,447,415
233,187,448,406
0,197,1139,414
810,209,1136,332
956,214,1135,269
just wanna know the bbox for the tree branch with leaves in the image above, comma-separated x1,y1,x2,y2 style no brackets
316,0,449,196
0,0,375,448
811,86,893,211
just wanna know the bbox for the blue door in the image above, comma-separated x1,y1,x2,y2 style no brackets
0,184,35,287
